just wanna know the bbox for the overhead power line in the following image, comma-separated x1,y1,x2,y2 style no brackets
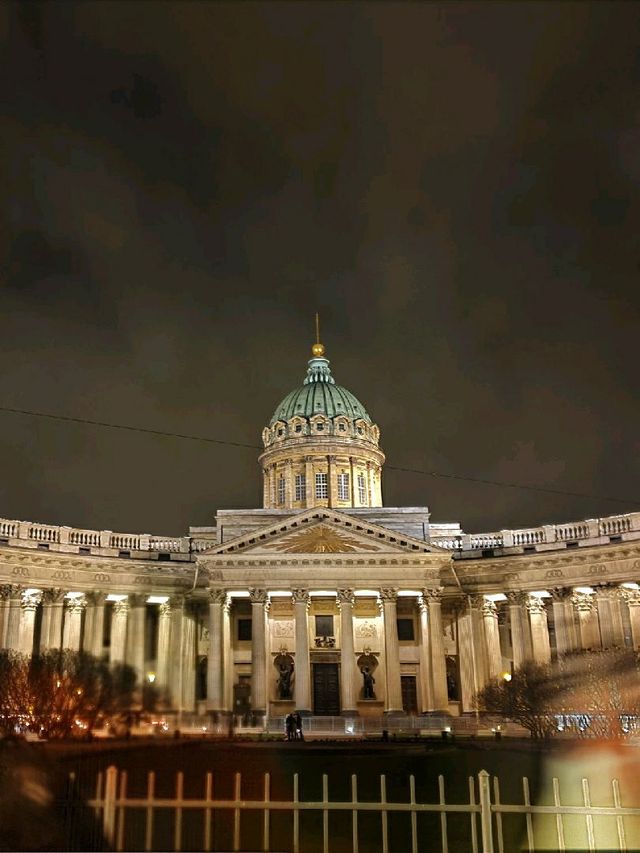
0,404,635,506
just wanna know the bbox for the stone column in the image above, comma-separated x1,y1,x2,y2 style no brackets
85,592,106,657
507,592,527,668
43,588,65,650
249,589,268,717
109,599,129,665
337,589,357,714
609,588,625,647
551,589,570,655
62,595,87,650
482,598,503,679
292,589,311,713
285,460,294,510
18,590,42,655
380,588,403,713
423,588,449,711
305,457,315,506
5,587,23,651
469,596,488,690
417,595,434,712
350,458,358,506
622,590,640,650
457,609,476,712
207,589,227,714
595,585,625,648
573,592,600,650
328,456,338,508
0,586,11,649
126,594,147,684
168,596,185,709
594,586,612,648
223,598,233,712
181,603,197,712
527,597,551,664
156,601,173,700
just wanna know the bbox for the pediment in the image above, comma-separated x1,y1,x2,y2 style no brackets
200,508,444,557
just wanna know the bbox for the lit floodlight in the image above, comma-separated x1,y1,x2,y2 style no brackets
146,595,169,604
106,594,127,602
574,586,594,595
530,590,551,598
485,593,507,602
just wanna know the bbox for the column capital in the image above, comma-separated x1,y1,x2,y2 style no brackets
249,588,269,605
621,587,640,606
336,588,355,606
481,598,498,618
572,591,595,613
291,588,310,605
422,586,444,604
21,589,42,610
0,584,20,600
506,590,527,606
208,588,228,606
128,593,146,608
159,601,173,618
85,591,107,606
379,588,398,603
112,598,130,615
65,594,87,614
550,587,571,603
467,594,484,610
526,596,547,616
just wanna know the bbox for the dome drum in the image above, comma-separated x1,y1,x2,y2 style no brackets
261,347,385,511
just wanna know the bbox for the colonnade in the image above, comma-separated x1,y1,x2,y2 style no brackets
456,584,640,710
206,586,450,717
3,581,640,716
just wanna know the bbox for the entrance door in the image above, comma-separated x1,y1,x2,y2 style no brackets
313,663,340,715
401,675,418,714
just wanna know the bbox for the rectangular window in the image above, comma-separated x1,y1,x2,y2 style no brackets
357,473,367,504
295,473,306,501
315,472,328,499
237,618,252,641
315,615,334,637
277,476,286,505
397,618,415,642
337,473,349,501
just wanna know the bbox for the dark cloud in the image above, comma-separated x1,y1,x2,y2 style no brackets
0,0,638,535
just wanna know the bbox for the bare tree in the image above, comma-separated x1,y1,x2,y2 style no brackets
476,661,559,739
0,651,136,738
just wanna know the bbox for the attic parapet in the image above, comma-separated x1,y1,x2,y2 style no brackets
430,511,640,559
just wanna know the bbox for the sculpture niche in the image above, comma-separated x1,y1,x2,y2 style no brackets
357,652,378,700
274,653,294,700
361,666,376,699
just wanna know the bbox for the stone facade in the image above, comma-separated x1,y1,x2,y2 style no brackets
0,343,639,718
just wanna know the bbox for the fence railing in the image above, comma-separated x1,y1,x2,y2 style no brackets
79,765,640,853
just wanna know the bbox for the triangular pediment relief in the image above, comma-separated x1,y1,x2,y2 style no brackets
200,508,445,557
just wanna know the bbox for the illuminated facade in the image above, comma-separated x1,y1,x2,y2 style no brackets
0,338,639,720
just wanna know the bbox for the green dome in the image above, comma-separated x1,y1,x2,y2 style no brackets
270,357,372,425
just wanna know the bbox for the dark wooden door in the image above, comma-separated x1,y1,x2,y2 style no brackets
313,663,340,715
401,675,418,714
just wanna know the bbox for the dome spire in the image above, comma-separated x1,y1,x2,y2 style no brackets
311,312,325,357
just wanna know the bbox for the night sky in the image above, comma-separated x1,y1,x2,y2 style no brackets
0,1,638,537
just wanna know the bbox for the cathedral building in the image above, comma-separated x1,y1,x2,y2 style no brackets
0,337,639,721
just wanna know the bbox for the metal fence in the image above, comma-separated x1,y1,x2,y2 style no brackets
75,764,640,852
